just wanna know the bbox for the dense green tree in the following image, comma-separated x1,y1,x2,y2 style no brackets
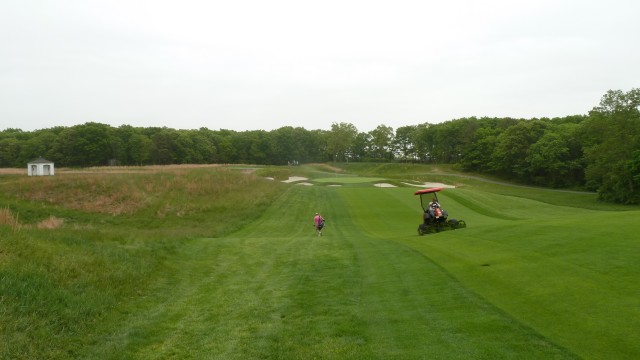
491,120,547,178
327,122,358,162
174,132,196,164
230,132,254,163
392,125,418,161
150,128,178,165
459,127,501,172
583,88,640,203
246,130,272,165
0,136,21,167
48,123,113,166
128,133,153,165
271,127,306,165
592,89,640,115
173,129,216,164
291,127,324,163
368,125,394,160
216,134,236,164
527,123,584,187
193,129,217,163
351,132,370,162
19,131,57,165
109,125,136,165
307,129,330,163
412,124,434,162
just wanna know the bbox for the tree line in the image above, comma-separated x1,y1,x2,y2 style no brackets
2,89,639,203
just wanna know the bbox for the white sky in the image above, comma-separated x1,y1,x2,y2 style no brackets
1,0,639,133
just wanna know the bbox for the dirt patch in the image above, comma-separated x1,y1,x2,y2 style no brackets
37,216,64,229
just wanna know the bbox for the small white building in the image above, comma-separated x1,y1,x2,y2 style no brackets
27,157,55,176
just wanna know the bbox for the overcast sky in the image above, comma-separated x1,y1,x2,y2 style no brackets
1,0,639,133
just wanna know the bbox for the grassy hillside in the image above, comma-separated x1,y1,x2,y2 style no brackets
0,166,286,359
1,163,638,359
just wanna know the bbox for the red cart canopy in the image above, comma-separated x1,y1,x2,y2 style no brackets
414,187,444,195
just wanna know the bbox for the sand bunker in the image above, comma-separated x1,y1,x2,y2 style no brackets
374,183,397,188
282,176,309,183
402,182,455,188
296,182,314,186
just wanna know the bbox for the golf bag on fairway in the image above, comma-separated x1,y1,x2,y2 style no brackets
315,219,325,235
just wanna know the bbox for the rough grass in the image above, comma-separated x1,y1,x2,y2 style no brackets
1,167,276,222
0,166,287,359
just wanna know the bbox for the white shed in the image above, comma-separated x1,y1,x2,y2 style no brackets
27,157,55,176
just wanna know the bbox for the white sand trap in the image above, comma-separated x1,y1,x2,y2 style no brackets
282,176,309,183
402,182,456,188
328,184,342,187
374,183,397,188
264,177,275,181
296,182,314,186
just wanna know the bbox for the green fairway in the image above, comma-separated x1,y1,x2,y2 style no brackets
82,185,638,359
77,186,578,359
344,186,640,359
2,166,639,359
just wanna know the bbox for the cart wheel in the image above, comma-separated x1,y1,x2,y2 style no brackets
418,225,424,236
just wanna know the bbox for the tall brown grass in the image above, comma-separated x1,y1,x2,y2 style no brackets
11,174,146,215
2,165,271,217
0,207,21,230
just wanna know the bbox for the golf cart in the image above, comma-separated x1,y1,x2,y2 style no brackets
415,187,466,235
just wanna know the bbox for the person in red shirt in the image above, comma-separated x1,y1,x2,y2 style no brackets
313,212,325,236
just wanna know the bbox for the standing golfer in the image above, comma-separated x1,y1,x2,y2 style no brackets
313,212,325,236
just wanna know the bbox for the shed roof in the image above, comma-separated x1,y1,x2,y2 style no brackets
28,157,54,164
